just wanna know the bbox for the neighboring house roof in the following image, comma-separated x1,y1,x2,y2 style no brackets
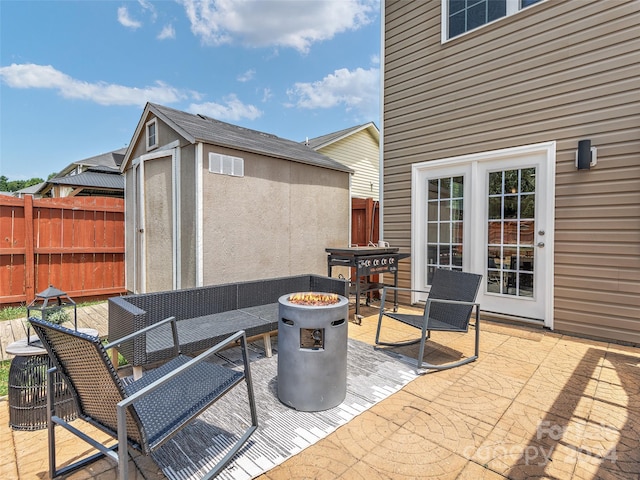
123,103,352,174
48,171,124,190
14,182,46,197
55,148,126,178
305,122,379,150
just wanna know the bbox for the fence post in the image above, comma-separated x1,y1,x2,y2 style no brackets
24,195,35,303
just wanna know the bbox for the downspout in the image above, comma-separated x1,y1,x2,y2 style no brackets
378,0,385,243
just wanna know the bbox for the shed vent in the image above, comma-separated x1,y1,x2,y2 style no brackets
209,153,244,177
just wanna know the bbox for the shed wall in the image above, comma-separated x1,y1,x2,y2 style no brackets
179,144,197,288
384,0,640,343
200,145,350,285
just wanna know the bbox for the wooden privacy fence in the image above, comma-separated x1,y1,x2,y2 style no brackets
0,195,126,306
351,197,379,246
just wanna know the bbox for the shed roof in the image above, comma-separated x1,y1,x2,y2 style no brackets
124,103,352,174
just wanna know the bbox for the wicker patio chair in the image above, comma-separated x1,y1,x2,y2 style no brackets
29,316,258,480
375,268,482,371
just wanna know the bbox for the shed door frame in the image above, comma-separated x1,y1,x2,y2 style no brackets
132,141,180,293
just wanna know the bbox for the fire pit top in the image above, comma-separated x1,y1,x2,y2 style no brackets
288,292,340,306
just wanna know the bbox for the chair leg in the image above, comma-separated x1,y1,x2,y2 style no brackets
473,304,480,358
46,368,111,478
374,290,386,345
416,309,480,372
45,367,120,478
47,368,57,479
201,333,258,480
375,314,424,347
375,290,423,347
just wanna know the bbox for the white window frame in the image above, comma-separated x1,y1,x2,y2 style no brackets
146,118,158,151
208,152,244,177
441,0,546,43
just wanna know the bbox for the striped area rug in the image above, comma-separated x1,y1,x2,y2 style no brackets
152,337,418,480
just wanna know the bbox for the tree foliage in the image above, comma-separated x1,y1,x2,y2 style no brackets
0,175,48,192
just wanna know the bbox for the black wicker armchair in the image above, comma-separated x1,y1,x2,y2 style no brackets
375,268,482,371
30,316,258,480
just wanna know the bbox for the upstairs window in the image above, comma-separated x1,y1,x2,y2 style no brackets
209,152,244,177
146,118,158,151
444,0,544,41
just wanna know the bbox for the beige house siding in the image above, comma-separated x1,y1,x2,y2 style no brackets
383,0,640,343
316,129,380,200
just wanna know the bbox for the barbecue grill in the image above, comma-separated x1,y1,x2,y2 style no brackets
326,247,410,323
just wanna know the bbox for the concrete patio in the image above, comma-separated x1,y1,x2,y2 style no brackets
1,302,638,479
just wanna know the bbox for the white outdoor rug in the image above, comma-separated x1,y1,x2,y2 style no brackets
151,337,418,480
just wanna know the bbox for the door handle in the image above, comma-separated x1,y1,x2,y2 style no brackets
537,242,545,247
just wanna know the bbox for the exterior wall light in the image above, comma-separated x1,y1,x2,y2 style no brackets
576,139,597,170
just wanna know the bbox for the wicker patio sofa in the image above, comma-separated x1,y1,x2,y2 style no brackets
108,274,348,377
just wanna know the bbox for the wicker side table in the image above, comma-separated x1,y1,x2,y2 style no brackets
6,328,98,431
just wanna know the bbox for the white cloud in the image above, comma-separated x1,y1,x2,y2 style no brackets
188,94,262,121
158,24,176,40
138,0,158,22
179,0,377,53
0,63,190,106
287,67,379,117
237,69,255,82
117,6,142,29
261,87,273,103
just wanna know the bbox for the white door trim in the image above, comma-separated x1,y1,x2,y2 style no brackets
411,141,556,328
133,146,178,293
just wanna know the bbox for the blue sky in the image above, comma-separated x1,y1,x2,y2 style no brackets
0,0,380,180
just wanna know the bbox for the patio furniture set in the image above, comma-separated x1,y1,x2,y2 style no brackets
14,269,482,479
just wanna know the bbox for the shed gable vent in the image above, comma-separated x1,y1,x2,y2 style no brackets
209,153,244,177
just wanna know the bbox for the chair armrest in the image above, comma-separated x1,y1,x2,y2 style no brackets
380,286,430,310
104,316,179,357
117,329,247,408
426,298,480,307
381,286,430,295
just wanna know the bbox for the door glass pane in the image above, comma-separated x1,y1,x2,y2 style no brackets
521,168,535,192
520,194,535,218
486,168,536,296
426,175,464,284
428,179,439,200
452,222,463,243
488,197,502,219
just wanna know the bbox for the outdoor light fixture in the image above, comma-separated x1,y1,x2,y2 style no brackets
576,139,597,170
25,285,77,344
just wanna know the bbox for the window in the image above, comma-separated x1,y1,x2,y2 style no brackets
146,118,158,151
209,152,244,177
444,0,544,40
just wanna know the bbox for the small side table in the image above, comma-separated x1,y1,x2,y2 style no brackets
6,328,98,431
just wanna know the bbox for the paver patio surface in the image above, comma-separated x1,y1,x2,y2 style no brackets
1,304,638,479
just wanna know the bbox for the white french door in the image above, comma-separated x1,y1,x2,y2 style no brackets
412,142,555,327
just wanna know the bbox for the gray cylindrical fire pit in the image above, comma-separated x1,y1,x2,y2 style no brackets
277,292,348,412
